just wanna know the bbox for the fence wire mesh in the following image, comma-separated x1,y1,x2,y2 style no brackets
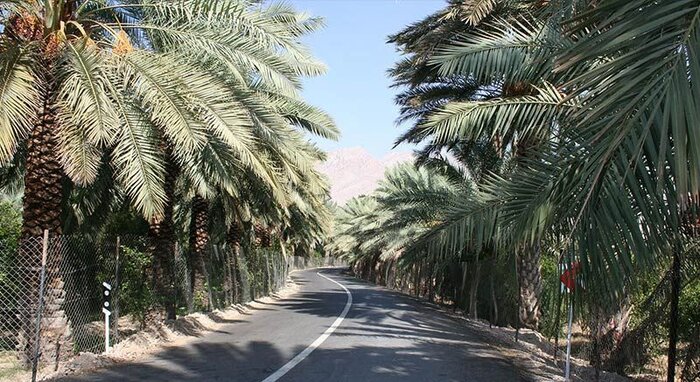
0,236,43,380
0,233,345,382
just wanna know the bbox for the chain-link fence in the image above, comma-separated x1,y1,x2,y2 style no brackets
0,232,344,382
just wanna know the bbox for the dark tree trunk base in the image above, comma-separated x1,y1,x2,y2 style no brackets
148,153,178,321
517,246,542,330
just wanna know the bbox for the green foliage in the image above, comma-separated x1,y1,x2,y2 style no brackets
539,249,564,337
0,200,20,252
100,208,150,237
116,246,154,328
0,200,20,285
0,0,337,234
679,279,700,342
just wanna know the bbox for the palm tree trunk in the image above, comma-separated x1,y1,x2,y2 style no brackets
414,263,421,297
21,102,63,238
148,155,178,320
517,245,542,330
254,224,271,248
226,223,242,304
490,263,498,327
188,196,211,311
222,249,231,306
510,119,544,330
428,265,436,302
19,84,71,365
469,260,481,319
457,262,467,310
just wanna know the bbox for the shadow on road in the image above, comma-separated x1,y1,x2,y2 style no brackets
52,340,288,382
50,268,529,382
53,338,522,382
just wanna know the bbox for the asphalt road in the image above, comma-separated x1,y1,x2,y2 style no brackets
59,268,524,382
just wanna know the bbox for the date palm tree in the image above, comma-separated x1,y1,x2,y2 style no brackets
0,1,335,356
180,86,337,308
389,0,571,329
401,1,700,379
541,2,700,379
329,162,467,282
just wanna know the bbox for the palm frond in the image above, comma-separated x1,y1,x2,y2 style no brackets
55,41,119,184
433,17,555,84
418,82,572,146
0,41,39,164
117,51,206,155
106,79,167,220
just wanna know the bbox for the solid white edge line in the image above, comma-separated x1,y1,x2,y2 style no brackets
261,271,353,382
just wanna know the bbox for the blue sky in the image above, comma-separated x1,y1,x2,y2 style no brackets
290,0,445,157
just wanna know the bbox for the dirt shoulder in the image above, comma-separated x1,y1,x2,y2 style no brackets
26,274,303,382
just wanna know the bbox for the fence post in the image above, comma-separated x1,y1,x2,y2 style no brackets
31,230,49,382
113,236,120,344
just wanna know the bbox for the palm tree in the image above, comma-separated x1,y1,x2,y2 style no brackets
541,2,699,379
329,161,466,291
0,1,335,360
403,1,700,379
181,100,336,307
184,128,335,307
388,0,571,329
187,195,211,309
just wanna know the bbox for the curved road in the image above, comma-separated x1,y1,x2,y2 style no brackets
60,268,524,382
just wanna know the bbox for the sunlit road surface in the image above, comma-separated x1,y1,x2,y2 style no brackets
57,268,524,382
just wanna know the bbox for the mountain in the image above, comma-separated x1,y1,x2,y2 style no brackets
318,147,413,205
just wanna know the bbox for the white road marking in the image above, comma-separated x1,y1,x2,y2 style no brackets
261,271,353,382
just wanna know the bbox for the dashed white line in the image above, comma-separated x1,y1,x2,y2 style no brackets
261,271,353,382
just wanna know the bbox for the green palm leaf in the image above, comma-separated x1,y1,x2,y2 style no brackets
419,82,572,145
0,42,39,163
55,41,119,184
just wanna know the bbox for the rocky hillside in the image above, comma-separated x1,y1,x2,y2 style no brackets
318,147,413,205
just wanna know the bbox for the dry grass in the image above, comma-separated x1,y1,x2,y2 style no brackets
0,351,24,381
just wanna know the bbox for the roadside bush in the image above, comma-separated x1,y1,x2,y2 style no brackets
0,200,21,261
679,279,700,342
116,246,154,328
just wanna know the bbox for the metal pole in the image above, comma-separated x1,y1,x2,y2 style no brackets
104,312,110,352
565,292,574,382
113,236,120,344
31,230,49,382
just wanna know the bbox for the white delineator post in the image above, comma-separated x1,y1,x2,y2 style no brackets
102,282,112,353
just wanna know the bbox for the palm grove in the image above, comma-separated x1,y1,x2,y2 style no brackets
0,0,338,361
328,1,700,381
